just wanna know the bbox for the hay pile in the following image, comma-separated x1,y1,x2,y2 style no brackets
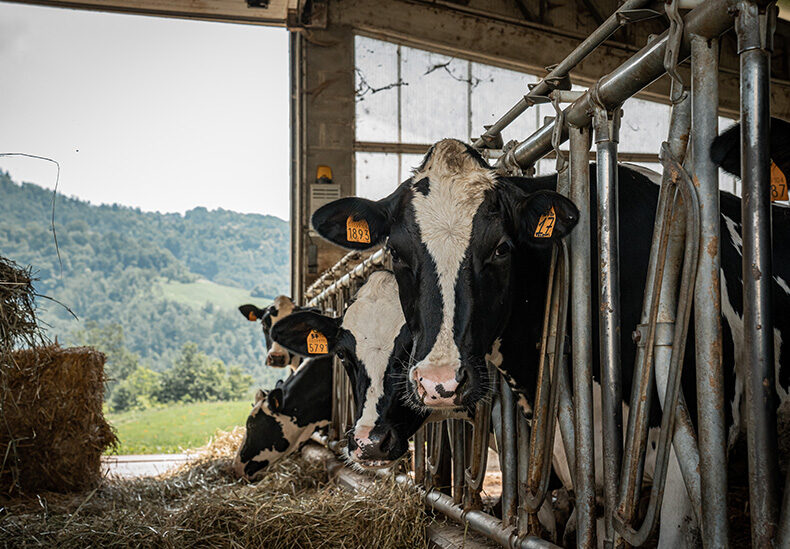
0,428,429,548
0,256,45,354
0,345,118,494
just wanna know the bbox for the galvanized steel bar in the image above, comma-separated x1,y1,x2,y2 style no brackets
690,33,730,547
306,249,389,307
500,376,518,526
736,1,781,544
452,419,465,505
517,410,532,538
568,123,596,549
497,0,734,172
471,0,654,149
594,105,623,549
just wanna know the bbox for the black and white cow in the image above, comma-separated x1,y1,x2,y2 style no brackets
310,121,790,546
232,354,333,479
239,295,318,371
271,271,431,468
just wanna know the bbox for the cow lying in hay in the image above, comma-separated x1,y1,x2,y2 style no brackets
309,118,790,547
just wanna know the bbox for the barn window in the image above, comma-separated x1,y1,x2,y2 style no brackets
354,36,740,198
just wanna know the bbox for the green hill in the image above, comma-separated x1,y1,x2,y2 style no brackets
0,171,290,392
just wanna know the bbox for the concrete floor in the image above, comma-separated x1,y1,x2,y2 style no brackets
102,454,191,478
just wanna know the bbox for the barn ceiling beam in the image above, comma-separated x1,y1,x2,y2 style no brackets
337,0,790,120
512,0,538,23
576,0,605,26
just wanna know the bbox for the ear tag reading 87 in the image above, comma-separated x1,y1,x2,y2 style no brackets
771,162,788,202
307,329,328,354
346,216,371,244
534,206,556,238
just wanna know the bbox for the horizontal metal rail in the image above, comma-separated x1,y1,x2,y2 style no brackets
496,0,734,172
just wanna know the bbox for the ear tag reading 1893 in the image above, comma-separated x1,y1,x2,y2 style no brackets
771,162,788,202
307,329,328,354
534,207,556,238
346,216,371,244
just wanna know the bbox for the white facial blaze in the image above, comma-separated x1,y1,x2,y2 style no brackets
411,140,497,370
341,271,405,434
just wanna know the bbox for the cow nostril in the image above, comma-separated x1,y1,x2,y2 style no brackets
456,368,469,392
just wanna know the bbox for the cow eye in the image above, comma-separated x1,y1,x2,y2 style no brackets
336,350,345,360
493,241,512,258
388,247,400,263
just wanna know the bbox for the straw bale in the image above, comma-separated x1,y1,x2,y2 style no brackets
0,427,429,549
0,345,117,494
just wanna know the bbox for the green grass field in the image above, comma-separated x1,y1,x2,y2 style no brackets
159,279,269,310
106,400,251,454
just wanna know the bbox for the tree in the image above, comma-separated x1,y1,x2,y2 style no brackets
225,364,254,399
109,365,161,412
159,343,228,403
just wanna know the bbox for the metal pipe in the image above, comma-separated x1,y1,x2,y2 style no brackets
471,0,654,150
616,149,701,546
736,2,781,544
497,0,734,172
569,123,596,549
452,419,465,505
501,375,518,526
517,410,532,537
307,249,389,307
594,106,622,549
690,33,730,547
414,427,426,486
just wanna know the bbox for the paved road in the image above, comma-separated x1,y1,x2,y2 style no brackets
102,454,191,478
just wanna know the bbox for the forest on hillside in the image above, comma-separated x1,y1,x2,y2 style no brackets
0,171,291,409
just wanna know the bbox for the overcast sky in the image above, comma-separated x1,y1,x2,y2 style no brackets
0,2,290,220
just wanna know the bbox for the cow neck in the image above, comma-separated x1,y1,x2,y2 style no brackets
281,355,333,427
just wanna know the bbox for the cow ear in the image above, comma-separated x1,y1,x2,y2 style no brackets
711,117,790,178
239,304,265,322
512,190,579,246
254,388,265,403
267,387,283,412
270,311,344,357
312,184,405,250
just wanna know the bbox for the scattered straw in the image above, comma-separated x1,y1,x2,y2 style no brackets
0,427,429,548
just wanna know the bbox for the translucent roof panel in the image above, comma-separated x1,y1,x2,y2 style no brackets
355,36,400,143
355,152,400,201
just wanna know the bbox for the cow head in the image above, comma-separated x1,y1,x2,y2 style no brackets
232,357,332,480
311,140,578,410
239,295,313,370
271,271,429,468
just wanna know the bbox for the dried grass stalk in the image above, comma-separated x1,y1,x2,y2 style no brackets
0,345,118,494
0,428,428,548
0,256,45,354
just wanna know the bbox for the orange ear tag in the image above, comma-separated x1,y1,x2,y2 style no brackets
346,216,371,244
771,162,788,202
307,329,329,354
248,311,257,321
534,207,556,238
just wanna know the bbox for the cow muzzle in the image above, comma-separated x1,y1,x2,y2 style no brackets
348,426,398,468
266,351,289,367
411,362,467,408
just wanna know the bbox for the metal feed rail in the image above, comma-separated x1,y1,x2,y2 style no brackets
304,1,787,546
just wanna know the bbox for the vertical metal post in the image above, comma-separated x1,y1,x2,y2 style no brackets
691,33,730,547
736,2,780,545
569,123,596,549
289,32,305,303
452,419,465,505
517,411,532,537
593,105,622,549
500,375,518,526
414,427,426,486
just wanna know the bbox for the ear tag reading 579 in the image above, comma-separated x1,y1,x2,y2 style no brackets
771,162,788,202
534,207,556,238
307,329,328,354
346,216,371,244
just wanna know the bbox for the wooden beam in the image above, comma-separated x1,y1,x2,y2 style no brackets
3,0,289,25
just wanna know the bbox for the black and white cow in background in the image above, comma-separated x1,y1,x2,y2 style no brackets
234,272,430,478
271,271,431,469
239,295,319,371
232,354,333,479
310,119,790,547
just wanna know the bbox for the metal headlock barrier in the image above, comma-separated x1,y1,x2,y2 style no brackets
304,1,787,546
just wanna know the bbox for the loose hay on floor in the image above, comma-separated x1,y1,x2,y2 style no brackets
0,428,429,549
